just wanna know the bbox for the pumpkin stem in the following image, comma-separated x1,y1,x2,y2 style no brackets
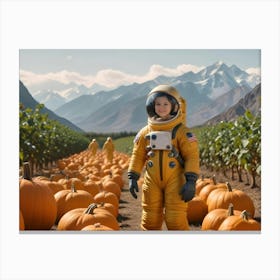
227,203,234,216
22,162,32,180
241,210,250,221
226,182,233,192
85,203,98,214
70,182,77,193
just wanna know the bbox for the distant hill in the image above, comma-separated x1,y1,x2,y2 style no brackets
204,83,261,125
19,80,84,133
53,61,258,132
188,84,251,127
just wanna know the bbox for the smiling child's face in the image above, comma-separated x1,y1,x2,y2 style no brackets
154,96,172,119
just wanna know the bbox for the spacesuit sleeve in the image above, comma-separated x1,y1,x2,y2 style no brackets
177,126,200,175
128,127,148,176
88,142,92,150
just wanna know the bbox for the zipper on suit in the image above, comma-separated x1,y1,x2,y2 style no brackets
159,150,163,181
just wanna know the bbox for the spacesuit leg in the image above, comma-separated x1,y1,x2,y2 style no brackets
141,177,164,230
164,174,189,230
108,152,113,162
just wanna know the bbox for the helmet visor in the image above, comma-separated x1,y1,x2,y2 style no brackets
146,91,179,118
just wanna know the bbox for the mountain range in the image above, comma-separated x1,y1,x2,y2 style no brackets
204,83,261,125
19,81,84,132
21,61,261,133
32,82,111,111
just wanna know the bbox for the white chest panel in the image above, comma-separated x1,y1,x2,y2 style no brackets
147,131,172,150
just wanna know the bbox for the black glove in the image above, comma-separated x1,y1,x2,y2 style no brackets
179,172,198,202
128,172,140,199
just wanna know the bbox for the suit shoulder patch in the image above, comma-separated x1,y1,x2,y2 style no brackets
186,132,197,142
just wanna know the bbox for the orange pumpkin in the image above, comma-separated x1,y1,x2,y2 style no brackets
187,196,208,224
20,162,57,230
94,191,119,214
101,180,121,198
50,172,66,182
57,204,120,230
83,180,101,197
65,162,79,171
103,168,112,176
65,177,84,190
195,175,215,195
201,203,242,230
54,183,95,222
92,202,118,218
81,223,114,231
104,173,124,189
34,178,64,195
218,210,261,231
206,182,255,217
198,181,228,203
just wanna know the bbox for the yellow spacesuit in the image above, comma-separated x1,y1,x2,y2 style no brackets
102,137,115,163
88,139,99,157
128,85,200,230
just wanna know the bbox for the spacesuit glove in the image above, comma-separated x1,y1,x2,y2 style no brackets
179,172,198,202
128,172,140,199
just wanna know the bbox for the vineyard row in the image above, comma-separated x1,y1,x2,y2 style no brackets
20,104,261,187
196,110,261,188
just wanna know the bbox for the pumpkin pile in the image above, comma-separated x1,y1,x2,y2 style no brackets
19,150,130,231
187,176,261,231
19,150,260,231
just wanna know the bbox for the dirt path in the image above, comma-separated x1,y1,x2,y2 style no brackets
118,171,143,231
118,167,261,231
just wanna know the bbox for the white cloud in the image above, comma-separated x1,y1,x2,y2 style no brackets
19,63,203,90
20,70,93,87
20,70,49,86
149,64,202,77
93,69,134,88
246,67,261,75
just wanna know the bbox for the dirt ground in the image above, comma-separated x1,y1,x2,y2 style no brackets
117,166,261,231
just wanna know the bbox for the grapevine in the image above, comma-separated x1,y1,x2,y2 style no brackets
20,103,90,174
197,111,261,188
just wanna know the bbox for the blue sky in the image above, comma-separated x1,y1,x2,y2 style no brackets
20,49,260,74
19,49,260,91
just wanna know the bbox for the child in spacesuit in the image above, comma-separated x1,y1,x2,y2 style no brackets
88,139,99,157
127,85,200,230
102,137,115,163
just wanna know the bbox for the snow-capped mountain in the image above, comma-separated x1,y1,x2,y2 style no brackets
31,82,111,111
58,83,111,100
173,61,251,100
59,84,88,100
24,61,261,132
33,90,67,110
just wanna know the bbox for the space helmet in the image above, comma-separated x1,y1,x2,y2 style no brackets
146,85,180,118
